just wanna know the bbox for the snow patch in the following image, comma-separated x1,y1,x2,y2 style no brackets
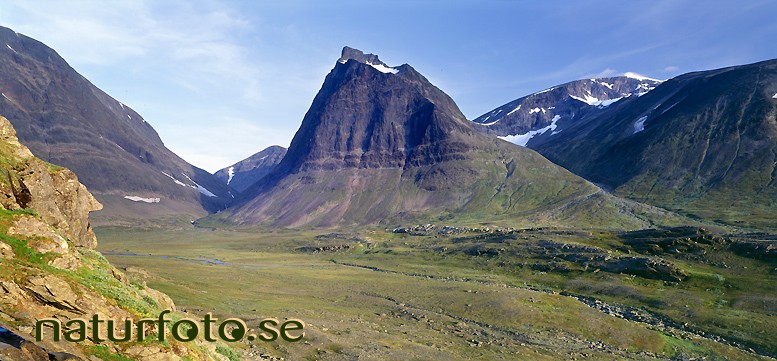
1,93,7,100
529,107,542,114
195,184,216,197
499,115,561,147
6,44,17,53
633,116,648,133
773,93,777,99
595,97,623,108
366,61,399,74
124,195,160,203
598,81,614,89
570,94,600,105
161,171,189,187
660,101,680,115
181,173,217,197
624,72,660,82
127,114,131,120
227,166,235,185
506,105,522,116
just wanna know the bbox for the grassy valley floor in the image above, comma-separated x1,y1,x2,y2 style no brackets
94,225,776,361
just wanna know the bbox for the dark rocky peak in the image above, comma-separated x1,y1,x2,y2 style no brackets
270,46,475,176
0,26,63,66
338,46,400,75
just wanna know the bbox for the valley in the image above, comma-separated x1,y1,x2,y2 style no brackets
1,11,775,359
96,225,776,360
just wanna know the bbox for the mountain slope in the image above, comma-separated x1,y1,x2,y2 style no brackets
215,145,286,192
533,58,777,228
0,26,233,224
472,74,661,146
221,47,683,229
0,115,228,360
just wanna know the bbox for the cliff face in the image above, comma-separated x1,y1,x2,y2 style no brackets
0,115,225,360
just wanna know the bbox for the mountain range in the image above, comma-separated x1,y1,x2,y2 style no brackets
527,59,777,228
2,24,775,231
472,74,662,146
215,47,679,229
468,58,777,229
0,26,233,225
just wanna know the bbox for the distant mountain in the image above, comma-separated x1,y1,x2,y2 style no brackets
532,58,777,228
0,26,233,224
215,145,286,192
472,74,662,146
220,47,682,229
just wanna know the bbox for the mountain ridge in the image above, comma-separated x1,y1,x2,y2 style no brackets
0,25,234,225
531,58,777,228
472,74,662,147
214,145,287,193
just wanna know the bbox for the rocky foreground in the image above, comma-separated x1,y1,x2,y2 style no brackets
0,115,232,360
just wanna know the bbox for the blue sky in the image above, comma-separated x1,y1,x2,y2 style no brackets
1,0,776,172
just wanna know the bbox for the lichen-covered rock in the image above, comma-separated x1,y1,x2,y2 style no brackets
47,253,82,271
23,276,82,314
0,115,102,249
18,161,102,249
0,115,33,160
0,242,12,258
8,216,68,254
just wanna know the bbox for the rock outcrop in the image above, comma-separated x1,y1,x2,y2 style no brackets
0,115,228,360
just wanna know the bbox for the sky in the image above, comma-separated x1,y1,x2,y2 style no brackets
1,0,776,172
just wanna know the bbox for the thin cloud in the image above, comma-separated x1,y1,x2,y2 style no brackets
2,0,262,105
594,68,618,78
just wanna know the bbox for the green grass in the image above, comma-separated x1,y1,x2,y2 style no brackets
72,249,157,316
94,225,776,360
84,345,135,361
216,345,242,361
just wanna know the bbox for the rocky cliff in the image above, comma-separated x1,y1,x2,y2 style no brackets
0,115,228,360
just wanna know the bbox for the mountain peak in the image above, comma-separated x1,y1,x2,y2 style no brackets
338,46,398,74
